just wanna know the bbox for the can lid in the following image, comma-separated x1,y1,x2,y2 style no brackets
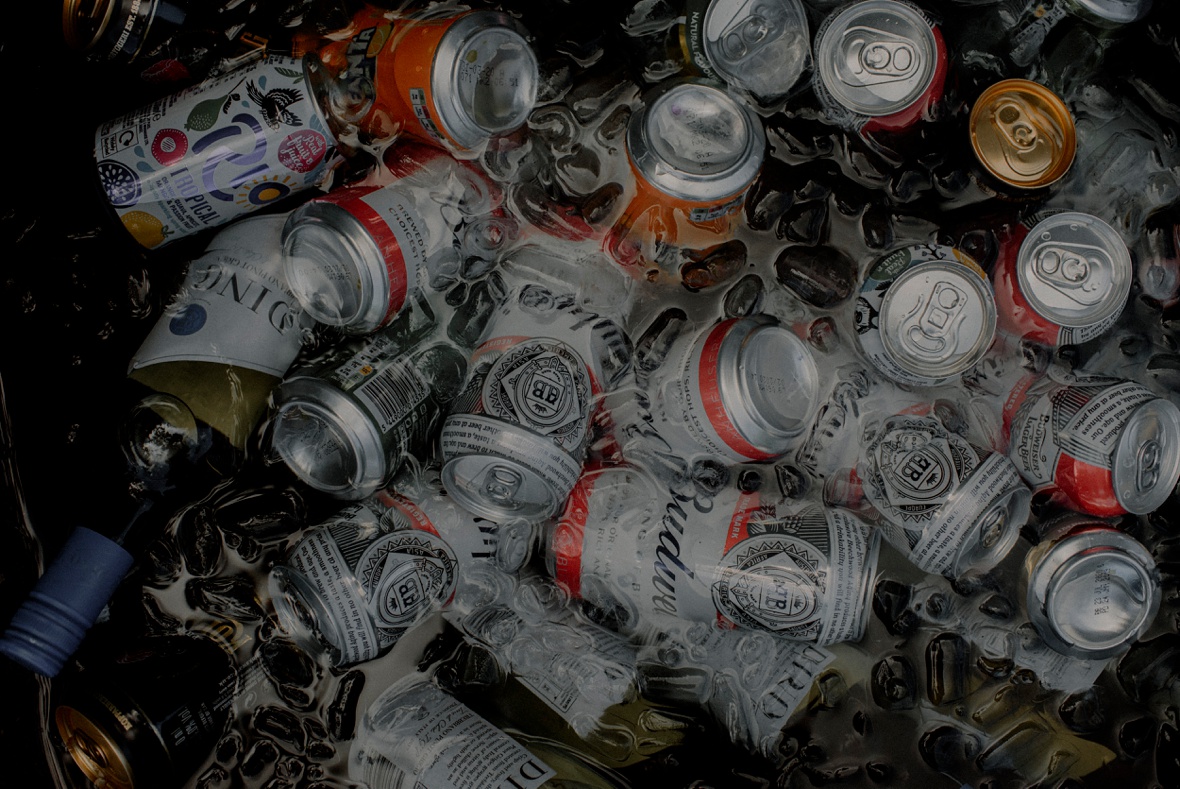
1016,211,1132,329
1072,0,1153,24
814,0,937,117
700,0,811,101
948,481,1030,578
879,259,997,381
1027,526,1160,660
56,706,135,789
268,565,351,666
724,319,819,452
440,451,563,522
1112,397,1180,514
629,81,766,203
62,0,112,50
969,79,1076,190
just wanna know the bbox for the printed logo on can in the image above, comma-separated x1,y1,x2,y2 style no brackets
484,339,592,445
356,530,457,632
864,416,980,524
713,534,824,637
278,130,329,173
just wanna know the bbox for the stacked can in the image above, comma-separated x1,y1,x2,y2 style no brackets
854,243,998,387
1003,368,1180,516
546,465,881,644
812,0,948,135
439,285,632,522
604,80,765,280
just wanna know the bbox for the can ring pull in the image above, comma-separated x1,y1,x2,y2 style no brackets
719,3,786,61
843,26,918,85
993,99,1055,177
900,281,968,363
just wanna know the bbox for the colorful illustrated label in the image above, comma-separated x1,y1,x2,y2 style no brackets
95,56,337,249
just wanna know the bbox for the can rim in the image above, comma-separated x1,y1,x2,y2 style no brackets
969,78,1076,190
1112,396,1180,514
62,0,114,51
55,704,136,789
948,480,1029,578
700,0,812,100
726,318,819,448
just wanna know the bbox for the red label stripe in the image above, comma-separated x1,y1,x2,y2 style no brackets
698,320,773,460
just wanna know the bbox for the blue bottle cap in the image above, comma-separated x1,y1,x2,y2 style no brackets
0,527,135,677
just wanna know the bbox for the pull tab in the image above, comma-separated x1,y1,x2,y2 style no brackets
993,98,1054,177
719,3,786,61
483,464,524,504
1136,439,1161,494
1027,239,1112,306
842,26,918,86
900,281,968,364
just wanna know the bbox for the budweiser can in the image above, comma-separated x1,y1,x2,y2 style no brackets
604,80,765,278
857,413,1030,578
1024,514,1160,660
854,244,998,387
1003,368,1180,515
967,79,1076,199
648,315,820,463
268,485,511,667
546,465,881,644
812,0,948,134
439,286,632,521
993,211,1132,347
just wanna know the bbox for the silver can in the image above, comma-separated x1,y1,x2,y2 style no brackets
439,285,632,522
858,413,1030,578
854,244,997,386
1025,515,1160,660
649,315,820,463
545,465,881,645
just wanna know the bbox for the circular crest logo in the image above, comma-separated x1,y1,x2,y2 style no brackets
356,531,457,634
712,535,824,636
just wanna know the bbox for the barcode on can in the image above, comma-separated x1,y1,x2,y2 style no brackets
354,363,431,433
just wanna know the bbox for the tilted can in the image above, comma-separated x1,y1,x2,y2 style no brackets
545,465,881,644
440,285,632,522
646,314,820,463
1006,0,1154,67
856,412,1030,579
604,80,765,279
854,244,997,387
1024,514,1161,660
812,0,948,134
992,211,1132,347
1003,368,1180,516
63,0,189,67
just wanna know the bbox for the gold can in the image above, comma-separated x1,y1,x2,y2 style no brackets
968,79,1076,193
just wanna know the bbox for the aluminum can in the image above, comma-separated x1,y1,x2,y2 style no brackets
63,0,188,65
854,244,997,387
270,304,468,500
992,211,1132,347
967,79,1076,199
812,0,948,134
439,286,631,522
268,486,510,667
1024,514,1160,660
546,465,881,645
1003,368,1180,515
94,56,339,249
680,0,812,104
647,314,820,463
1008,0,1153,66
604,80,765,278
857,412,1030,578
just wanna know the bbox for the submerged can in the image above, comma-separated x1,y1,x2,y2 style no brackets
546,465,881,644
604,80,765,277
94,56,339,249
854,244,998,387
648,315,820,463
1025,514,1160,660
1003,369,1180,516
968,79,1076,199
63,0,188,65
439,286,632,521
993,211,1132,347
812,0,948,133
858,413,1030,578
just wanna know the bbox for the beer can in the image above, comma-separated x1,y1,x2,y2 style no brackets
857,413,1030,578
1025,515,1160,660
649,314,820,463
812,0,948,134
439,286,632,521
63,0,187,65
270,308,468,499
679,0,812,104
604,80,765,278
94,56,340,249
854,244,998,387
993,211,1132,347
968,79,1076,199
1003,368,1180,516
546,465,881,645
268,485,511,667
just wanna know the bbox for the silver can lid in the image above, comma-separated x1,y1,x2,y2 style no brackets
879,259,998,381
1027,526,1160,660
1016,211,1131,330
628,81,766,203
1072,0,1153,24
1112,396,1180,514
949,482,1030,578
701,0,811,101
720,317,820,454
815,0,937,117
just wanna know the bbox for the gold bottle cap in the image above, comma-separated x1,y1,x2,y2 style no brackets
55,705,136,789
62,0,114,50
969,79,1076,190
